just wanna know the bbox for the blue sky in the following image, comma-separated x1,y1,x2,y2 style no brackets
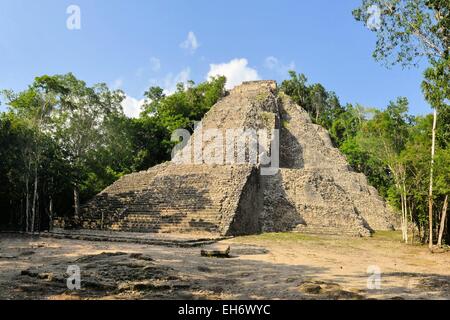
0,0,431,117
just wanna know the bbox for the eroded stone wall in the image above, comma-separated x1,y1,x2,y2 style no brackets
275,93,397,231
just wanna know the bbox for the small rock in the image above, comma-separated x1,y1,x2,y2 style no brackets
198,266,211,273
19,251,35,256
201,246,231,258
430,246,447,254
211,286,224,294
130,253,154,261
132,282,171,291
37,273,54,281
0,255,17,259
118,282,133,292
21,270,39,278
129,253,142,259
143,265,158,271
230,245,269,256
299,283,322,294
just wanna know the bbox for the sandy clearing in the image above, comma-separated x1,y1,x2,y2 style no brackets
0,232,448,300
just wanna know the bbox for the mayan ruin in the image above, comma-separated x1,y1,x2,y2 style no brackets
1,0,449,304
55,81,397,238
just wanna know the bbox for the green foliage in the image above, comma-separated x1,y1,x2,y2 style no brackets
0,74,227,230
141,76,226,133
353,0,446,67
280,71,345,134
133,76,227,170
330,103,373,146
354,0,449,243
261,111,275,130
126,116,173,171
0,73,129,228
341,137,392,197
0,112,73,227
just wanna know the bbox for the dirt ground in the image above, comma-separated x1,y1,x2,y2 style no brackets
0,231,449,300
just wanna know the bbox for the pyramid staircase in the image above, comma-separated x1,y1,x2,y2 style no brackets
70,163,259,236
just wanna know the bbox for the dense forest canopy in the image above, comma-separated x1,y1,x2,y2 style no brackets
0,75,227,231
353,0,449,246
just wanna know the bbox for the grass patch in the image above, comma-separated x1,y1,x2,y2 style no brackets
281,120,290,128
233,232,321,243
255,92,270,103
233,231,406,249
371,230,403,242
260,112,275,129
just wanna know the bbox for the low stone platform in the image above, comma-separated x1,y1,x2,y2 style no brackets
41,229,225,247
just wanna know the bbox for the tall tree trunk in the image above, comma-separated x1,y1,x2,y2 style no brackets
400,190,406,242
403,183,409,244
31,168,38,234
397,178,408,243
19,199,23,229
36,191,40,232
316,106,320,123
409,201,415,244
437,195,448,247
401,193,408,243
49,196,54,231
25,177,30,232
74,187,80,218
428,109,437,249
404,195,409,244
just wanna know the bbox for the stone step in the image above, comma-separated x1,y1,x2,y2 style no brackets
120,221,220,227
125,213,220,219
126,210,220,215
117,221,219,227
129,202,222,207
123,218,220,224
124,215,219,221
113,222,220,231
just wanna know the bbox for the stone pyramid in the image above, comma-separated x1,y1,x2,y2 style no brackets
56,81,398,237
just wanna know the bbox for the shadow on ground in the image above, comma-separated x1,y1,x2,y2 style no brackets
1,234,449,300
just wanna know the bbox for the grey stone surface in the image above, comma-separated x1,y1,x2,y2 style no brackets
55,81,398,237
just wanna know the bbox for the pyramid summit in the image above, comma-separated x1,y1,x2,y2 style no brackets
55,80,398,237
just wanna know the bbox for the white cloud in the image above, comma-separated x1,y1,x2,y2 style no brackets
162,67,191,94
206,58,260,90
150,57,161,72
264,56,295,76
180,31,199,54
121,95,145,118
112,78,124,89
